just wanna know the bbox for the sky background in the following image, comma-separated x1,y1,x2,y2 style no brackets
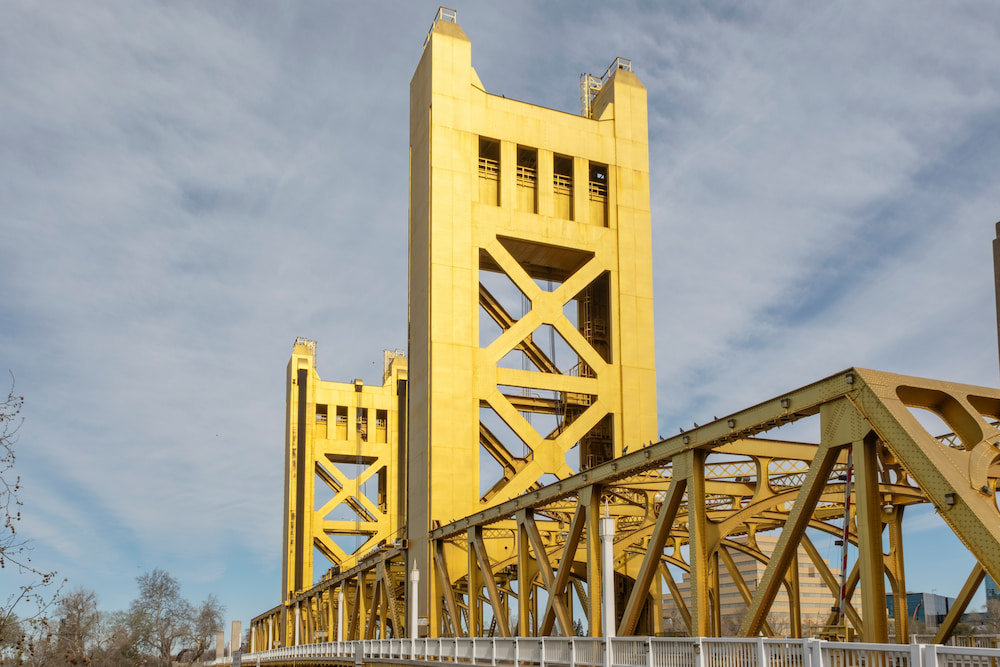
3,0,1000,638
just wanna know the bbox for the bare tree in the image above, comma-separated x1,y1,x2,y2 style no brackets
984,599,1000,636
177,596,225,666
55,588,100,665
130,569,192,667
1,375,61,655
93,609,149,667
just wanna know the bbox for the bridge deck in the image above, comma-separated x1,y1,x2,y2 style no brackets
213,636,1000,667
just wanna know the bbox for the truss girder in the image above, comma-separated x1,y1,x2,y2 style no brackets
259,368,1000,647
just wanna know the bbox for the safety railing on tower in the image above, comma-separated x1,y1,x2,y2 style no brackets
424,7,458,50
581,57,633,118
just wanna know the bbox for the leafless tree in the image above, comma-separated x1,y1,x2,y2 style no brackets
92,609,149,667
176,595,225,666
130,569,192,667
984,599,1000,636
1,375,61,657
54,588,100,665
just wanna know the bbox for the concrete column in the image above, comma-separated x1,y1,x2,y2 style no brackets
215,631,225,660
231,620,242,654
294,602,300,645
600,512,616,639
410,562,420,652
337,588,345,642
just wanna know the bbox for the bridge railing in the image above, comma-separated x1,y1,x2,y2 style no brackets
209,636,1000,667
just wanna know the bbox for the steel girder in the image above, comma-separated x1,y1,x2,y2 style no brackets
256,368,1000,646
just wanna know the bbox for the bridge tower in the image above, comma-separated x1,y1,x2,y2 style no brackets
407,10,659,630
281,340,408,604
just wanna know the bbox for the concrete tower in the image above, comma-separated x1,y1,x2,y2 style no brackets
281,340,407,603
407,10,658,621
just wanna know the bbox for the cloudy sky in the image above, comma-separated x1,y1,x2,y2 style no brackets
3,0,1000,632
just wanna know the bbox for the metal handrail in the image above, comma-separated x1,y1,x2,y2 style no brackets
219,636,1000,667
424,7,458,50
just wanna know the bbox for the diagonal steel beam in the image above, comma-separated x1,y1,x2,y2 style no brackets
800,535,863,631
738,440,840,636
717,545,774,637
618,474,687,635
470,526,512,637
433,539,463,637
479,284,559,374
540,503,587,635
518,509,573,635
933,562,985,644
659,561,692,635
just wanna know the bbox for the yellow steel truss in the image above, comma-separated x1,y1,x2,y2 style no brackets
254,367,1000,646
253,10,1000,649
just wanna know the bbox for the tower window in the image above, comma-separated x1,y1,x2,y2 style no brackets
375,409,388,444
357,407,368,442
516,145,537,213
589,162,608,226
478,137,500,206
335,406,348,439
315,404,328,438
553,154,574,220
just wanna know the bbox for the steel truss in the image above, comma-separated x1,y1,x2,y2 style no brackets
253,368,1000,648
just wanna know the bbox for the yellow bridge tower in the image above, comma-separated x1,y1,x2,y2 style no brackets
253,9,1000,650
406,10,659,630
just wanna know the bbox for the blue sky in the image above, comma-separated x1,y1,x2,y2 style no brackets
2,1,999,634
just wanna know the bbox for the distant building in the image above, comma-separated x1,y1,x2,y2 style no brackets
662,534,840,635
886,592,954,631
987,576,999,602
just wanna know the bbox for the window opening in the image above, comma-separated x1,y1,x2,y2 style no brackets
589,162,608,226
356,407,368,443
516,145,537,213
375,409,388,444
335,405,348,439
553,154,574,220
478,137,500,206
315,403,328,438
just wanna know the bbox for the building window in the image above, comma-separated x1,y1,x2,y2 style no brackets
478,137,500,206
357,407,368,442
553,154,573,220
516,145,537,213
375,409,388,444
335,406,348,439
589,162,608,226
315,404,328,438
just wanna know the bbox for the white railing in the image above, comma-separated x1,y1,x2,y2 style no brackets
207,637,1000,667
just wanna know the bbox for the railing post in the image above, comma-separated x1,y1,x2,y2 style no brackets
646,637,653,667
515,637,520,667
337,588,345,643
693,638,705,667
808,638,824,667
756,637,767,667
492,637,497,667
921,643,937,667
541,639,546,667
410,562,420,656
600,515,616,639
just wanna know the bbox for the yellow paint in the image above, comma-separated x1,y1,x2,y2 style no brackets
281,339,407,603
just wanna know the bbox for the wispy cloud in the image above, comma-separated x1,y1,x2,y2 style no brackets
3,0,999,625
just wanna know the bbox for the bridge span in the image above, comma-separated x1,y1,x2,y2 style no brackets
248,8,1000,649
